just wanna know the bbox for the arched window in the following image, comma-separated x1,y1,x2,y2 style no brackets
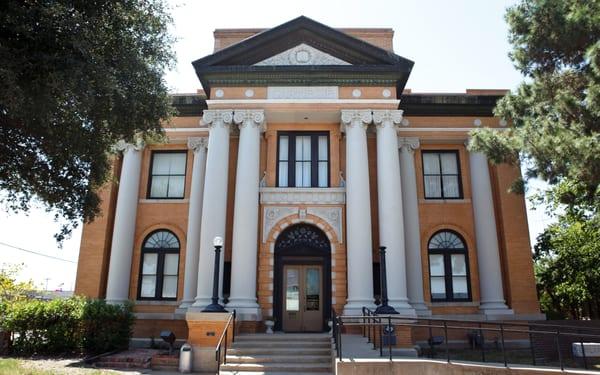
138,230,180,300
428,230,471,302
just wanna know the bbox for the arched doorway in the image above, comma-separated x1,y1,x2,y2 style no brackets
274,223,331,332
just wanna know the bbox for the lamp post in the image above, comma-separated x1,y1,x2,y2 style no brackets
375,246,399,315
202,236,227,313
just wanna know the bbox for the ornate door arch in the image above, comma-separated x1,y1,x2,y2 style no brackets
273,223,331,332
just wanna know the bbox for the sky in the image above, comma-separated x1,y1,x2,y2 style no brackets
0,0,554,290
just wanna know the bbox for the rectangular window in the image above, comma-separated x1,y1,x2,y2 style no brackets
148,152,187,199
422,151,462,199
277,132,329,188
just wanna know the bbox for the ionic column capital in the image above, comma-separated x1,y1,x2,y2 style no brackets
233,109,266,132
399,137,420,152
187,137,208,153
114,139,144,153
340,109,372,132
202,109,234,129
372,109,403,129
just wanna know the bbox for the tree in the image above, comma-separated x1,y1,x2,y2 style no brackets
469,0,600,212
534,213,600,319
0,264,35,304
0,1,174,241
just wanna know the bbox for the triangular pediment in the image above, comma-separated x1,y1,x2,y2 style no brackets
192,16,414,98
255,43,351,66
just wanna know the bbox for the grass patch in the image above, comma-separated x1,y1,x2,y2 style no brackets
0,358,54,375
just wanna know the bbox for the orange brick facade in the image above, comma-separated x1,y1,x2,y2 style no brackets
74,17,541,340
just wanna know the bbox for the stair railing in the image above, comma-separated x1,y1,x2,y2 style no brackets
215,309,236,373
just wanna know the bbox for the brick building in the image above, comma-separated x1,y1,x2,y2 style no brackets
74,16,542,341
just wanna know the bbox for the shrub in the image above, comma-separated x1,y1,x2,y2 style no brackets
1,296,134,356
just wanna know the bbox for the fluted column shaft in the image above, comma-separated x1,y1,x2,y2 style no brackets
373,110,415,315
341,110,375,315
106,141,143,304
227,110,266,320
399,137,431,316
179,137,208,308
468,149,512,315
191,110,233,309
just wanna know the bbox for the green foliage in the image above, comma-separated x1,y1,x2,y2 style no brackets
469,0,600,212
0,1,175,241
534,213,600,319
1,297,134,356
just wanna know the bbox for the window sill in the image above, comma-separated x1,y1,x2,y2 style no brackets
139,199,189,204
419,198,471,204
430,301,479,307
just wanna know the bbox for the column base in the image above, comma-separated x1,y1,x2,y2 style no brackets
480,300,514,317
388,299,417,317
105,298,129,305
410,301,432,317
343,299,376,316
188,295,217,312
175,299,194,314
226,298,262,321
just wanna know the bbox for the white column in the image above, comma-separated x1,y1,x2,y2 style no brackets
105,140,144,304
179,137,208,309
468,148,513,315
373,110,415,316
227,110,265,320
399,137,431,316
341,110,375,315
190,110,233,310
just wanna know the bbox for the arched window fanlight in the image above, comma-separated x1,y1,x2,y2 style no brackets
143,230,180,249
428,231,465,250
427,230,471,302
138,230,180,300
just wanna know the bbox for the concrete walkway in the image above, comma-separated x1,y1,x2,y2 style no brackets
338,334,418,359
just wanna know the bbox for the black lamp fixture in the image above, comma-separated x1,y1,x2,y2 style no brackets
160,330,176,355
375,246,399,315
202,236,227,313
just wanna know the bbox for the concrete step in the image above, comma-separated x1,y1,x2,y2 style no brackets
236,333,331,341
219,363,332,373
225,354,331,363
227,347,331,356
232,340,331,348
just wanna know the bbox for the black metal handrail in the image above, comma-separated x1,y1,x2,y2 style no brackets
215,309,236,373
331,309,600,372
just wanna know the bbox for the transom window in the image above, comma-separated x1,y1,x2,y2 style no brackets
428,230,471,302
422,151,462,199
148,152,187,199
277,132,329,188
138,230,180,300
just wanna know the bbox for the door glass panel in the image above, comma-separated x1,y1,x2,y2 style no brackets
286,268,299,311
305,268,320,311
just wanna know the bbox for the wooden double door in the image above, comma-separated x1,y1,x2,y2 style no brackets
282,264,323,332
